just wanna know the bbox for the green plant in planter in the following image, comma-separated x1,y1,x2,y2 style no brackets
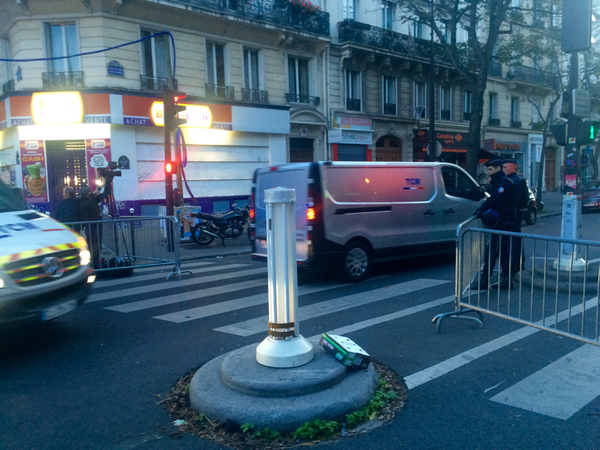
275,0,322,16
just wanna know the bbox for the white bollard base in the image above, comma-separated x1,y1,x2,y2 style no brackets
553,258,587,272
256,335,314,368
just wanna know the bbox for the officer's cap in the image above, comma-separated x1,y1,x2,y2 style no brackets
484,159,504,168
503,158,517,165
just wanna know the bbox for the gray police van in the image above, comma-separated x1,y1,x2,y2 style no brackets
250,161,485,282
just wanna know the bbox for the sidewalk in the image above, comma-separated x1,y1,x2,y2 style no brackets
536,190,564,218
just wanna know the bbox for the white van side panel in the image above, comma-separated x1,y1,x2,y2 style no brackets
321,165,447,248
254,164,310,260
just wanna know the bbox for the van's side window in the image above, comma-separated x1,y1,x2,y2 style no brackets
442,167,477,200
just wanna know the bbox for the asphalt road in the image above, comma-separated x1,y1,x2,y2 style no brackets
1,212,599,450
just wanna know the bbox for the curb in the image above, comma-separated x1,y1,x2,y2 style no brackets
180,249,251,262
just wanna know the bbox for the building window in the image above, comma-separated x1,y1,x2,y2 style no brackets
440,20,451,42
440,86,452,120
511,96,520,121
383,76,397,115
345,69,361,111
414,82,427,118
489,93,498,118
207,42,226,86
288,56,310,102
463,90,472,120
382,1,396,30
532,99,541,124
46,23,80,73
243,48,260,90
413,21,424,39
344,0,356,20
511,0,519,7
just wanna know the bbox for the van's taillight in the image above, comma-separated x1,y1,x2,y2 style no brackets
270,166,278,171
249,190,255,222
249,227,255,240
249,208,255,220
307,207,316,221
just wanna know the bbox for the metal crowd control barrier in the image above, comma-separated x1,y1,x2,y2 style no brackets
66,216,192,280
433,217,600,347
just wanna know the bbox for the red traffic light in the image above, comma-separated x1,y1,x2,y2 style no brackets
173,92,186,103
165,161,176,174
163,90,188,130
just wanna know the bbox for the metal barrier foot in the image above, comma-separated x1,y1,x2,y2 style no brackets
167,268,193,281
432,309,484,334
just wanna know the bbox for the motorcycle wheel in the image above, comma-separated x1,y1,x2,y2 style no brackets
525,207,537,225
192,224,215,246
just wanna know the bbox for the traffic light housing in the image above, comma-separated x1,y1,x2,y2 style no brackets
550,123,568,146
575,120,600,144
164,90,187,131
165,161,177,175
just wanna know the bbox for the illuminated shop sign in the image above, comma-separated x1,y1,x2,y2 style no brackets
151,102,212,128
31,92,83,125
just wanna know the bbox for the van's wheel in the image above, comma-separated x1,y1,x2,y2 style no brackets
192,224,215,246
340,241,371,282
525,207,537,225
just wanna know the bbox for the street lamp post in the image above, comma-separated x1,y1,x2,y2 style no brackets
428,0,436,162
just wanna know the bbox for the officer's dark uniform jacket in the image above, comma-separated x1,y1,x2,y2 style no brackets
506,172,527,225
476,171,518,228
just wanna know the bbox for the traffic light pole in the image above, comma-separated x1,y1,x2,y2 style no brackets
568,51,582,196
164,119,174,217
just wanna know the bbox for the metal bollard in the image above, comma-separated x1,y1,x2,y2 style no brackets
256,187,314,368
129,208,136,256
554,194,587,271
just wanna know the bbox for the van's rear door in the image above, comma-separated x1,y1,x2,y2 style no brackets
252,163,311,261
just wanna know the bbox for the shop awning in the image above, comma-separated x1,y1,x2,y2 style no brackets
477,148,500,162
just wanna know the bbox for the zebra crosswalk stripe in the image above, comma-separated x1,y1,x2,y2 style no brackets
214,278,450,337
88,266,265,303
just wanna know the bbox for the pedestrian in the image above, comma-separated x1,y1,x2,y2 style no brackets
55,185,80,225
78,185,104,268
471,159,518,290
503,158,528,275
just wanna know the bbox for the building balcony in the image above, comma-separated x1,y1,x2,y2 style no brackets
346,98,361,111
242,89,268,104
338,19,452,66
205,84,235,100
507,65,558,89
2,79,14,95
42,72,84,89
140,75,176,92
384,103,396,115
511,120,522,128
488,118,501,126
440,110,451,120
168,0,330,36
286,93,320,106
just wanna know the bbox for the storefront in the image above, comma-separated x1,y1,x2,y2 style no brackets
0,90,289,216
328,116,374,161
483,138,527,180
413,129,471,167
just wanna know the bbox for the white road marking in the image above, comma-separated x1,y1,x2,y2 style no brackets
312,295,455,339
153,280,364,323
214,278,450,336
92,261,218,288
404,297,599,390
87,266,265,303
105,278,267,313
490,344,600,419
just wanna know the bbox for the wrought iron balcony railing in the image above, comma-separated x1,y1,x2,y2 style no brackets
2,79,14,95
338,19,452,66
384,103,396,115
42,72,84,89
488,118,501,126
206,84,235,100
170,0,330,36
286,93,320,106
440,110,451,120
242,89,269,104
346,98,361,111
507,65,558,89
140,75,176,92
511,120,522,128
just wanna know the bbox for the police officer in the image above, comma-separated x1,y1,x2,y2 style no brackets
471,159,518,290
503,158,527,276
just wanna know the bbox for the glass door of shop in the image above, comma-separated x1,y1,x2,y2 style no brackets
46,140,87,217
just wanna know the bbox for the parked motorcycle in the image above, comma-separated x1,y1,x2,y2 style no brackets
191,204,250,246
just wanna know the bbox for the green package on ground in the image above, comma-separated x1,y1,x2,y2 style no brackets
319,333,371,370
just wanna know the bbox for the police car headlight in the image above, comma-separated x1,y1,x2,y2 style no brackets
80,249,91,267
